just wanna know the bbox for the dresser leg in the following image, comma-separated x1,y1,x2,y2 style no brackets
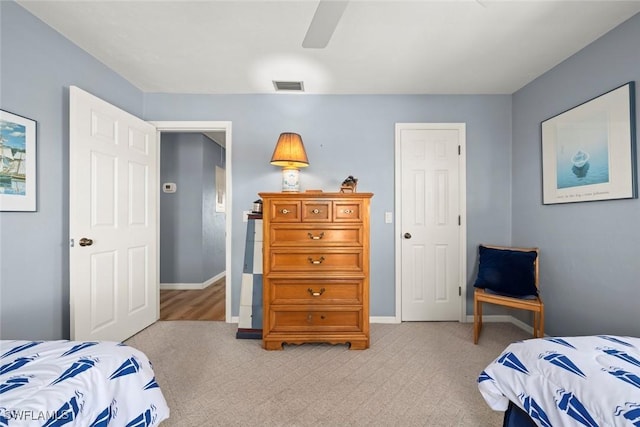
348,340,369,350
263,341,284,350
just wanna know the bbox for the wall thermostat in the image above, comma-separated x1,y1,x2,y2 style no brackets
163,182,177,193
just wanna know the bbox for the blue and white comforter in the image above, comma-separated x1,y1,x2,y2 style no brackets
0,341,169,426
478,335,640,427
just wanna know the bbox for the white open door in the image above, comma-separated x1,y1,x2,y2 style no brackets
396,123,466,322
70,86,158,341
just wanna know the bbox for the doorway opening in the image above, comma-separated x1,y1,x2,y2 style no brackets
152,121,233,323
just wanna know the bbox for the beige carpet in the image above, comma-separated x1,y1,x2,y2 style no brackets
126,321,529,426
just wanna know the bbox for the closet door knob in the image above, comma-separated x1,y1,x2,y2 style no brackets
404,233,412,239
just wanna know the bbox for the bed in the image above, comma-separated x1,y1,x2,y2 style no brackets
0,340,169,426
478,335,640,427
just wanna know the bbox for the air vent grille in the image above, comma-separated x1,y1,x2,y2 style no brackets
273,81,305,92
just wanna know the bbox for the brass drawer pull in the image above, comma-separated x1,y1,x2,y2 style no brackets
307,232,325,240
307,256,325,265
343,209,354,214
311,208,321,214
307,288,326,297
281,208,290,214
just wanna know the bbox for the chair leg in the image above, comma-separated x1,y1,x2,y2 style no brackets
474,298,482,344
539,310,544,338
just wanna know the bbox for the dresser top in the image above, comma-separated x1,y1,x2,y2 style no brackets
259,192,373,199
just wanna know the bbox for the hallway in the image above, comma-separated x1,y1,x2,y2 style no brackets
159,279,225,321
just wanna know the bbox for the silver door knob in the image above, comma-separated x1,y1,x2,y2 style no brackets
403,233,412,239
79,238,94,247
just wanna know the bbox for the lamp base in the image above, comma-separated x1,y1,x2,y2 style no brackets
281,168,300,192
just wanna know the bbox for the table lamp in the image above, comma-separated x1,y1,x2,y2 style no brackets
270,132,309,192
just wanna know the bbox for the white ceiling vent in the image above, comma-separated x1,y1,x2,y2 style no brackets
273,81,305,92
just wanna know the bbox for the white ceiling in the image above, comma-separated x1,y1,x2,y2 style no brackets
17,0,640,95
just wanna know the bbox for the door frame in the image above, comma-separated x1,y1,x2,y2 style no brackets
151,121,233,323
394,123,467,323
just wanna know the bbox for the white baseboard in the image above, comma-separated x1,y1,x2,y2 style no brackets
464,314,535,335
370,316,401,324
228,316,400,325
160,271,225,290
227,314,532,332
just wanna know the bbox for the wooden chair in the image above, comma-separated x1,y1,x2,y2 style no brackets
473,244,544,344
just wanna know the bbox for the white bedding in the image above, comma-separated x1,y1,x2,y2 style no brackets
478,335,640,427
0,340,169,426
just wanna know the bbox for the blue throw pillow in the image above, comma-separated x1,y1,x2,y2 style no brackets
473,246,538,297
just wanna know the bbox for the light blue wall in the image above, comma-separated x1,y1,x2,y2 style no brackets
160,133,226,284
0,2,144,339
512,13,640,336
202,136,226,281
143,94,513,317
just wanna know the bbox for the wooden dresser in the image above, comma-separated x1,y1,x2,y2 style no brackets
259,192,373,350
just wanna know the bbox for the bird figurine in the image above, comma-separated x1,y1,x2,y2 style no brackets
340,176,358,193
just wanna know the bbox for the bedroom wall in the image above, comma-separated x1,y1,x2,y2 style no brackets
5,1,637,340
0,2,145,340
1,1,511,339
512,12,640,336
143,94,513,318
160,133,226,285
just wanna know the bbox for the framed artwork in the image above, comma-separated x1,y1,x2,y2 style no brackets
0,110,37,211
541,81,637,204
215,165,225,212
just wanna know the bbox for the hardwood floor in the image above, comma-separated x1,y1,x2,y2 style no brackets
160,279,225,321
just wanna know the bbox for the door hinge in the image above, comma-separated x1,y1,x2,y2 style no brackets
458,145,461,155
459,286,461,296
458,215,461,226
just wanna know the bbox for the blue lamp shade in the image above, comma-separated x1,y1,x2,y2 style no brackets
270,132,309,192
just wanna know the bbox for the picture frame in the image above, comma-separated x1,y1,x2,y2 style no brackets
541,82,637,205
0,110,37,211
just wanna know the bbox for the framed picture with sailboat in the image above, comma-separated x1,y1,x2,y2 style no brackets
0,109,37,211
541,81,637,205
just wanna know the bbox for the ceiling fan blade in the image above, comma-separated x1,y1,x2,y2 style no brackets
302,0,349,49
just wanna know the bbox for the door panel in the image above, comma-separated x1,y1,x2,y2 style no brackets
399,125,464,321
70,86,158,341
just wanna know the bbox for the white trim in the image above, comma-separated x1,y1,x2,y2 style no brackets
230,316,239,324
151,121,233,323
464,315,539,336
394,123,467,323
160,272,225,290
370,316,401,324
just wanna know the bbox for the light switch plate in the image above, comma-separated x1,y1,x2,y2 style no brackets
385,212,393,223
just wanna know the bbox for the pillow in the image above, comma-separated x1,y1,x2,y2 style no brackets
473,245,538,297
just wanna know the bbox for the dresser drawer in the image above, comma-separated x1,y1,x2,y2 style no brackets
269,201,301,222
268,249,363,272
269,279,362,305
333,200,363,222
302,200,332,222
269,308,362,332
268,225,363,247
